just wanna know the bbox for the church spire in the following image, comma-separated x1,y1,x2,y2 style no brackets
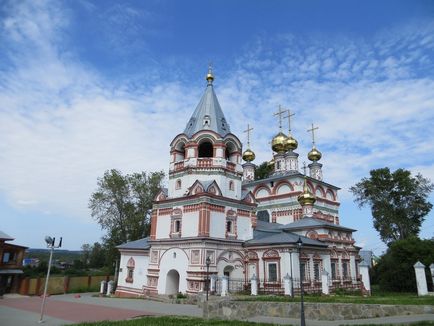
183,66,230,138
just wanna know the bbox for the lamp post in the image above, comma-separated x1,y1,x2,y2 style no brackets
39,236,62,323
206,256,211,301
296,237,306,326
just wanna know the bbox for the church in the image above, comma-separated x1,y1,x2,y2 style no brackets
115,68,361,297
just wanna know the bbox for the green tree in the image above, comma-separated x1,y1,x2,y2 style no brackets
373,237,434,292
89,169,164,263
350,168,433,244
255,161,273,180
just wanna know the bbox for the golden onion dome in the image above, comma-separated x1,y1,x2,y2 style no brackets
284,135,298,151
308,147,322,161
298,180,316,206
271,132,288,153
242,148,256,162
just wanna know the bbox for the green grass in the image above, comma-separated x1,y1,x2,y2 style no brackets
234,292,434,305
345,323,434,326
73,316,277,326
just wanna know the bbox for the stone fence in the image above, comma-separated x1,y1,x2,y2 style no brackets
203,300,434,321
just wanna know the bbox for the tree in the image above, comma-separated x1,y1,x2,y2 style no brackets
255,161,273,180
89,169,164,263
350,168,433,244
373,237,434,292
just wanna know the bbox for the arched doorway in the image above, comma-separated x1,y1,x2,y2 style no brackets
223,265,234,279
165,269,180,295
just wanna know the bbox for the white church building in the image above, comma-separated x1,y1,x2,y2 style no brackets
115,68,361,297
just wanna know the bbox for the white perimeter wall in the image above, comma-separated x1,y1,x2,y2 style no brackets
157,248,189,294
118,252,149,291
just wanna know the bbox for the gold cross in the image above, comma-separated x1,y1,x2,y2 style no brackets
302,161,307,176
307,123,319,145
284,109,295,134
243,124,254,147
273,105,286,130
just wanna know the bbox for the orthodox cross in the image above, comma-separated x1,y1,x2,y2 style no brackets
302,161,307,176
273,105,286,130
285,109,295,134
307,123,319,146
243,124,253,147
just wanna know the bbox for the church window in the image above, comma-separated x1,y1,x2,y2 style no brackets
203,115,211,127
229,181,234,191
198,141,213,158
331,261,337,280
176,179,181,189
226,221,232,233
267,263,277,282
221,118,227,130
175,220,181,232
314,262,320,281
342,261,349,279
276,161,281,169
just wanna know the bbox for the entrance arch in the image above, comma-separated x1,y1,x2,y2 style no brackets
165,269,180,295
223,265,234,278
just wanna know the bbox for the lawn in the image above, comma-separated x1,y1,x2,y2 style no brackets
234,292,434,305
73,316,275,326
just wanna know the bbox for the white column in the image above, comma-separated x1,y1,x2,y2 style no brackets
221,276,229,297
250,274,258,296
359,263,371,295
414,261,428,296
283,273,292,296
321,271,329,295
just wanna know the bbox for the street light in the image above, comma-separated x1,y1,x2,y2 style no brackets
206,256,211,301
296,237,306,326
39,236,62,323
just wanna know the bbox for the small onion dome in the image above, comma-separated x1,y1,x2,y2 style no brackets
268,157,275,167
242,148,256,162
206,70,214,83
308,147,322,161
298,185,316,206
284,135,298,151
271,132,288,153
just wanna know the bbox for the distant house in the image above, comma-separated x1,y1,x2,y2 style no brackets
0,231,28,295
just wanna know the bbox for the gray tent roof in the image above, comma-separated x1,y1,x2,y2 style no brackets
116,237,150,250
0,231,14,241
279,217,356,232
183,83,230,137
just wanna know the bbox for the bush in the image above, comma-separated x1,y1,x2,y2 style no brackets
375,237,434,292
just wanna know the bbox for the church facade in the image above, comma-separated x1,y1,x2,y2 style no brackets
115,69,361,297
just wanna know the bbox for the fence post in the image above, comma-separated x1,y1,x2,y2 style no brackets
220,276,228,297
210,275,217,294
321,271,329,295
106,280,114,296
414,261,428,296
63,276,70,294
359,262,371,295
283,273,291,296
430,264,434,289
100,280,107,296
250,274,257,296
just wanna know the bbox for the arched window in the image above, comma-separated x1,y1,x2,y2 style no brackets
226,220,232,233
176,179,181,189
229,181,234,191
198,141,213,157
175,220,181,232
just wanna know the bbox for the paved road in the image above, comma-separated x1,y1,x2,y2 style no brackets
0,293,433,326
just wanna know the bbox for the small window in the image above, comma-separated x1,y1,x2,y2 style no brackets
203,115,211,127
331,261,337,280
276,161,281,169
176,179,181,189
226,221,232,233
2,252,10,263
268,263,277,282
198,141,213,158
127,268,134,282
300,262,307,281
229,181,234,191
342,262,349,279
314,263,320,281
175,220,181,232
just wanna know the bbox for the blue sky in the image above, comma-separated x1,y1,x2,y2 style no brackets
1,0,433,253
